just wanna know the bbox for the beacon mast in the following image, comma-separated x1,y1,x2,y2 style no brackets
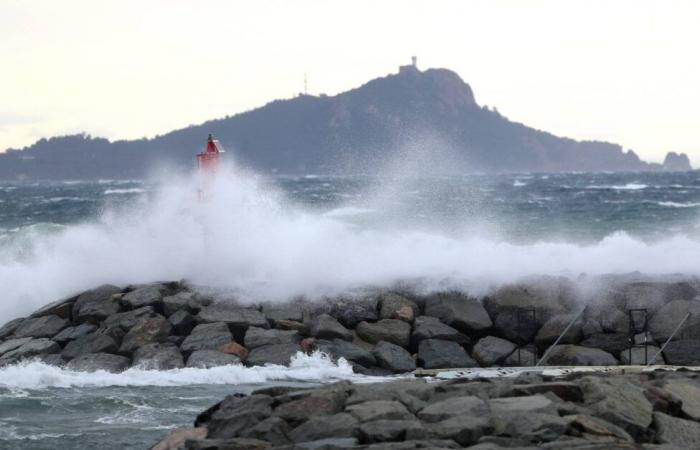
196,134,224,199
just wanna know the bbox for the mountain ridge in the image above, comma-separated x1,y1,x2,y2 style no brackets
0,65,691,179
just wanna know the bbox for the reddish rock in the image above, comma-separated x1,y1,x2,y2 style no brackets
300,338,316,354
392,305,414,323
219,341,249,360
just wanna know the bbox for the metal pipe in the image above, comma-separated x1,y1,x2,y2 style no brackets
536,306,586,367
647,312,691,366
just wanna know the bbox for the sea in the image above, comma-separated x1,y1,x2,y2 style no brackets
2,169,700,448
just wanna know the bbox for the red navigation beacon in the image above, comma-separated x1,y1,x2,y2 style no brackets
196,134,224,174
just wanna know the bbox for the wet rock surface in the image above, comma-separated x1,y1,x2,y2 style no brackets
3,275,700,374
156,369,700,449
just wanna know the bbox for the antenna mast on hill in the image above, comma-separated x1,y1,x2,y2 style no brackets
304,72,308,95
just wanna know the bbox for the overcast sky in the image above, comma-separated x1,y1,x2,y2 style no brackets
1,0,699,163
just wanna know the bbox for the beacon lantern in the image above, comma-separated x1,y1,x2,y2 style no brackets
196,134,224,174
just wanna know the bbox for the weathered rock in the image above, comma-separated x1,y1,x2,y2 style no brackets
52,323,97,344
186,350,241,368
121,284,164,310
417,339,476,369
411,316,469,345
471,336,517,366
599,308,629,334
418,396,488,423
619,346,662,365
180,322,234,355
30,296,76,319
65,352,130,373
661,339,700,365
327,296,378,328
72,284,123,323
262,303,304,324
62,333,119,359
662,379,700,420
623,281,695,313
0,337,32,356
580,375,652,440
565,414,633,442
119,316,172,354
356,319,410,347
274,386,347,422
182,438,271,450
168,309,195,335
511,382,584,402
426,415,492,446
543,345,618,366
534,314,584,349
649,299,700,342
314,338,376,367
38,353,67,367
101,306,156,331
244,327,300,349
288,413,358,443
0,338,60,361
273,320,307,332
0,317,25,340
379,293,419,322
218,341,249,360
205,394,273,439
133,342,184,369
484,278,573,322
346,400,413,422
653,411,700,447
239,416,290,446
12,315,68,339
358,419,424,443
308,314,352,341
580,333,630,356
162,291,204,317
490,412,569,442
424,292,492,335
151,426,208,450
372,341,416,373
246,343,301,366
503,346,538,367
197,304,268,339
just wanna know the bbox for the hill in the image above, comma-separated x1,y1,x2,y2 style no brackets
0,64,691,179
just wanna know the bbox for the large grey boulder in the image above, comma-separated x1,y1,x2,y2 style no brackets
53,323,97,344
168,309,195,335
186,350,240,368
30,296,76,319
661,339,700,365
580,375,652,440
288,413,359,443
308,313,352,341
372,341,416,373
101,306,156,331
543,345,618,366
327,295,378,328
379,293,419,321
418,396,488,423
12,315,68,339
133,342,184,369
0,337,32,356
247,343,301,366
244,327,300,349
357,419,425,443
653,411,700,447
623,281,695,313
649,299,700,342
662,379,700,420
239,416,291,446
180,322,234,355
0,338,60,362
72,284,123,323
580,333,629,356
346,400,413,422
121,284,165,310
118,316,172,355
262,303,304,324
534,313,583,349
65,352,131,373
0,317,25,340
425,415,492,446
197,304,268,338
417,339,477,369
411,316,469,345
471,336,517,366
503,346,538,367
424,292,492,335
356,319,410,347
314,339,376,367
619,346,662,365
62,333,119,359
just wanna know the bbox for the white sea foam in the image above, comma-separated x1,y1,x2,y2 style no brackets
322,206,376,217
0,352,365,390
104,188,146,194
657,201,700,208
1,166,700,321
513,180,527,187
586,183,648,190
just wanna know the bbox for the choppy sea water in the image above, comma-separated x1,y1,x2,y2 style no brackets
2,170,700,447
